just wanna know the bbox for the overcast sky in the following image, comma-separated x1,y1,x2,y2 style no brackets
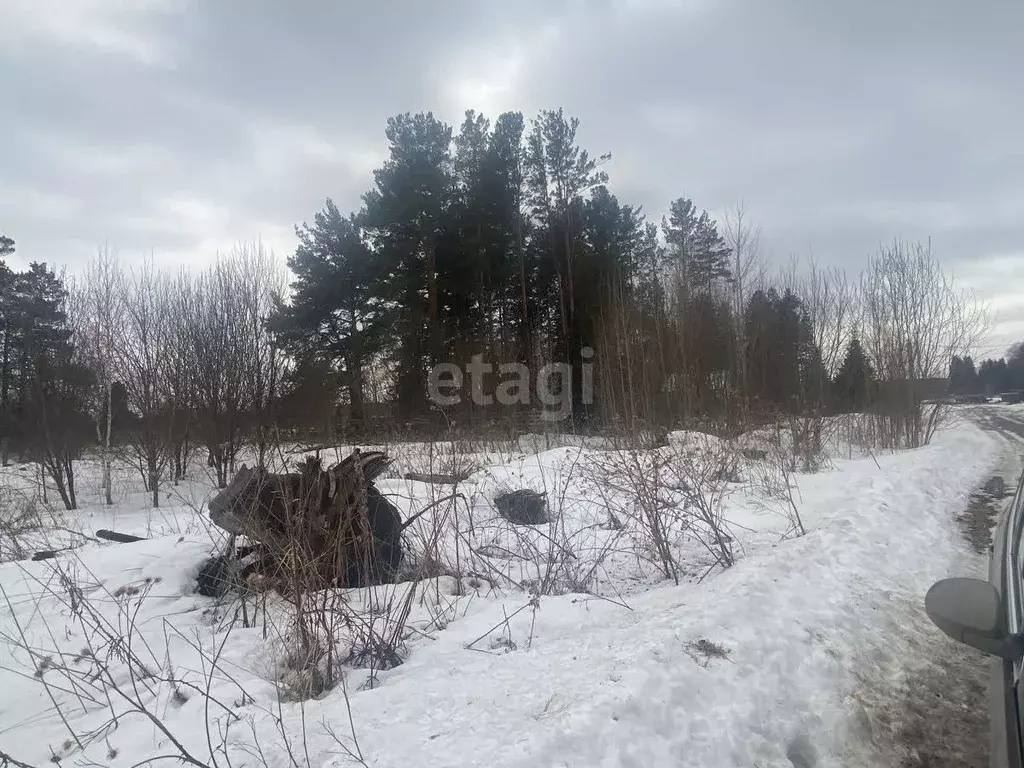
2,0,1022,357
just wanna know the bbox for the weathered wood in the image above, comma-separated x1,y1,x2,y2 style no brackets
31,544,85,561
96,529,147,544
403,471,468,485
204,450,404,591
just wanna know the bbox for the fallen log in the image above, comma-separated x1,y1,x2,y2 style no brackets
31,544,85,561
403,471,469,485
32,532,149,563
96,529,147,544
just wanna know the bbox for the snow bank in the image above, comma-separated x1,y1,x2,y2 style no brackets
0,420,1003,767
341,421,1000,768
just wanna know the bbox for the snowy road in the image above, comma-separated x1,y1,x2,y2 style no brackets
976,406,1024,443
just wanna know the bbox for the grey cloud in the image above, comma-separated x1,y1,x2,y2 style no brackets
1,0,1021,348
486,0,1024,351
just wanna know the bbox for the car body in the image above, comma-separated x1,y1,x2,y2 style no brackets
926,468,1024,766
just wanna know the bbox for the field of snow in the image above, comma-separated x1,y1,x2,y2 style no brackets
0,415,1011,767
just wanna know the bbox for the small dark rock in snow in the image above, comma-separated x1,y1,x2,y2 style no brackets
494,489,549,525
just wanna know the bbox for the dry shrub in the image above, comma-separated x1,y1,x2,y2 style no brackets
0,487,46,563
395,442,630,598
584,433,738,584
0,545,373,768
0,480,91,564
746,426,808,539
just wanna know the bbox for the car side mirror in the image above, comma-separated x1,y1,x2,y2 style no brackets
925,577,1021,659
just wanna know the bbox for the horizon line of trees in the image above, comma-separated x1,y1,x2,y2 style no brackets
0,105,992,510
949,347,1024,397
270,107,986,438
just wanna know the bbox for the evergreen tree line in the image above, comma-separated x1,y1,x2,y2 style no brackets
0,107,988,508
949,347,1024,397
273,108,973,433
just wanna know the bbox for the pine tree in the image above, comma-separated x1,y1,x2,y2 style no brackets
948,355,979,395
12,262,75,409
486,112,531,366
741,288,816,412
276,199,390,427
661,198,732,292
523,108,610,423
775,290,803,410
445,109,531,386
363,112,455,417
834,336,876,411
447,110,492,354
744,288,778,407
269,104,785,430
1005,343,1024,391
3,261,90,507
977,357,1008,395
798,310,828,408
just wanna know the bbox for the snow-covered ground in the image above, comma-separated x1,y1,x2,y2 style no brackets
0,415,1012,767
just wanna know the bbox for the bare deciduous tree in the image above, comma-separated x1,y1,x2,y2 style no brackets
860,238,989,447
165,267,199,485
68,248,124,505
234,242,288,467
180,255,250,487
722,200,765,319
723,201,765,410
798,255,857,377
114,258,177,507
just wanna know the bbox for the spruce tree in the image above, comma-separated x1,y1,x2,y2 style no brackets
834,336,876,411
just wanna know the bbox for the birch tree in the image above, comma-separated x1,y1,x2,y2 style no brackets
69,248,123,505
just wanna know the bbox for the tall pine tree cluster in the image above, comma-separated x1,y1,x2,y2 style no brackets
276,107,853,433
4,107,972,488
